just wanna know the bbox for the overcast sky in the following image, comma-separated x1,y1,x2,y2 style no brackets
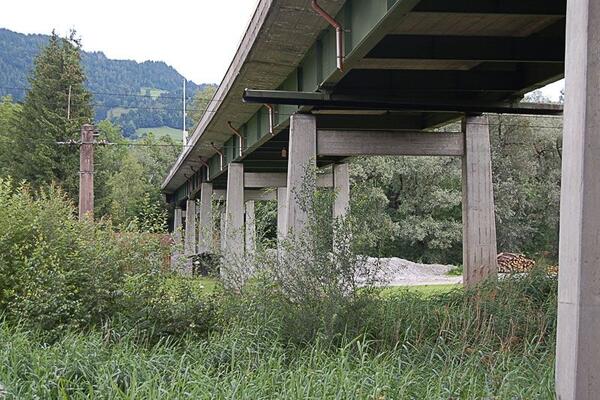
1,0,564,100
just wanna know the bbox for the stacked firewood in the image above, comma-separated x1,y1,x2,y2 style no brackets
546,265,559,276
497,253,536,273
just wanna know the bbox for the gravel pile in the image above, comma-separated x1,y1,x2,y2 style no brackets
366,257,462,287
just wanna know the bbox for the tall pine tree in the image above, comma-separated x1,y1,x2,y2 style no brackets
6,30,93,198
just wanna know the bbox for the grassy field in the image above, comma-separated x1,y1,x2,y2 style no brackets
140,87,169,99
106,107,131,119
383,283,460,296
187,277,459,297
135,126,183,141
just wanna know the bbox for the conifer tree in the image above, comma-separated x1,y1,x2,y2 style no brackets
7,30,93,198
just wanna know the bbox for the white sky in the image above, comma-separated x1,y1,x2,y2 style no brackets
0,0,564,100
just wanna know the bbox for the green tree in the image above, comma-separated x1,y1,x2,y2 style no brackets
189,85,217,126
5,31,93,199
106,134,179,229
0,96,21,176
94,120,128,217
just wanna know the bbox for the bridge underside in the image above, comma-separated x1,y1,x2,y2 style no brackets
164,1,600,393
163,0,566,288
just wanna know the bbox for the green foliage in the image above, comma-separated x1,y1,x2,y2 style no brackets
489,114,562,259
0,272,558,399
352,155,463,263
94,125,180,229
188,85,217,127
1,31,93,199
0,97,21,176
0,172,559,397
0,179,212,340
351,114,563,263
0,28,215,137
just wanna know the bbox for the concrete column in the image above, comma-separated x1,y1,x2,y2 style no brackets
555,1,600,398
171,206,184,269
224,163,245,260
277,187,288,241
462,115,497,287
333,163,350,219
277,187,288,256
245,201,256,255
173,207,183,244
220,207,226,253
184,199,196,274
333,163,351,253
198,182,213,254
286,113,317,235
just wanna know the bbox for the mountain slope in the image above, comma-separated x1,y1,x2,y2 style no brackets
0,28,211,136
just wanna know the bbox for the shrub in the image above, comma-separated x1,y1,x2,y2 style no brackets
0,179,214,341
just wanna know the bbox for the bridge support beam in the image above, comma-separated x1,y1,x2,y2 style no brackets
462,115,498,287
245,201,256,255
198,183,213,254
556,1,600,398
184,198,196,274
286,113,317,236
224,163,245,262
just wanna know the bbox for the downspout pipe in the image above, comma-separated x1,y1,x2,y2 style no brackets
227,121,244,157
311,0,344,72
199,158,210,181
210,142,224,170
264,104,275,135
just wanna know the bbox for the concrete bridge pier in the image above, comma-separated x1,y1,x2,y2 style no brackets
197,182,214,254
171,206,184,269
183,198,196,274
245,201,256,255
333,163,351,253
555,0,600,397
285,113,317,236
333,163,350,220
462,115,498,287
277,187,288,255
224,163,245,263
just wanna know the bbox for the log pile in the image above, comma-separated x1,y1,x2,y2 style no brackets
546,265,559,276
497,253,536,273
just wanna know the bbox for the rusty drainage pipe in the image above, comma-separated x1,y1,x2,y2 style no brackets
264,104,275,135
311,0,344,72
199,157,210,181
210,142,224,170
227,121,244,157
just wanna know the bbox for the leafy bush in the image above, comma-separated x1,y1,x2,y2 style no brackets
0,179,214,340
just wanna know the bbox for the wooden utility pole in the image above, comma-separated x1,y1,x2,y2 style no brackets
79,124,95,220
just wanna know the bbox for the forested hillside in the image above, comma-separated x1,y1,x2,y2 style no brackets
0,28,213,137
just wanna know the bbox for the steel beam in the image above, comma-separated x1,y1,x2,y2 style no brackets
243,89,564,115
413,0,566,16
367,35,565,63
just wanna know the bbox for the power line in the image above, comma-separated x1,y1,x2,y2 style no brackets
0,85,218,102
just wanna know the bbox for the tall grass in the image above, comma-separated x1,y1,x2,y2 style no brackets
0,272,557,399
0,325,554,399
